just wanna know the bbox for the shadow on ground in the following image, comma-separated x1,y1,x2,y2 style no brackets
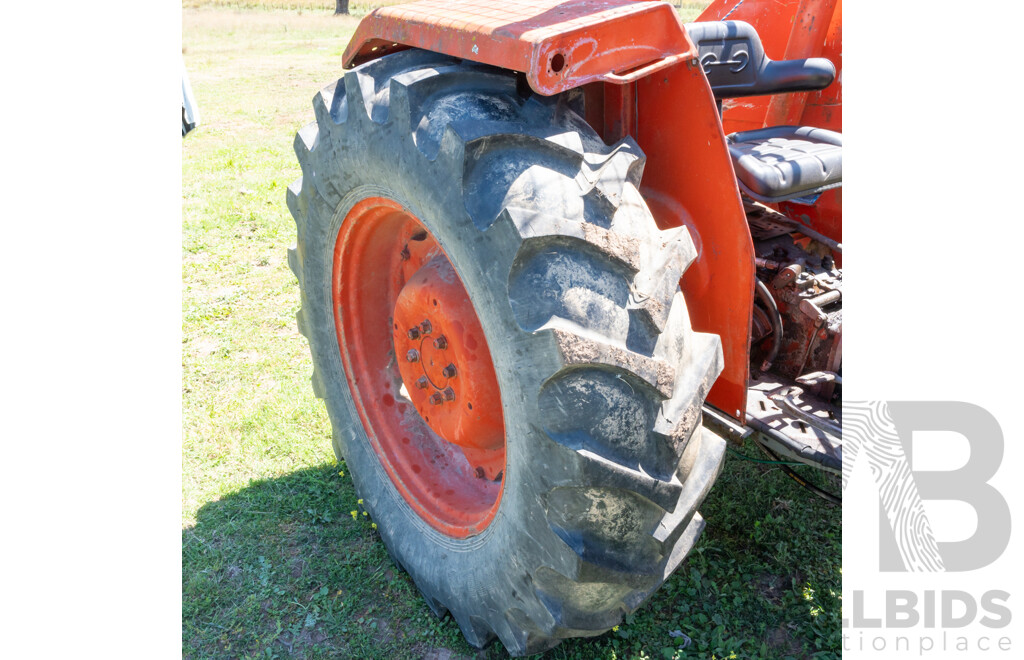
183,444,840,659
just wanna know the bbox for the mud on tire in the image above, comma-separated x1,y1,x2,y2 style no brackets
288,49,727,655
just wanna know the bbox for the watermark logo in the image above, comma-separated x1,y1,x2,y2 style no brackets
844,401,1011,572
843,401,1014,654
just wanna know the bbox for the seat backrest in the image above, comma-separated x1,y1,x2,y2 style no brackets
684,21,836,100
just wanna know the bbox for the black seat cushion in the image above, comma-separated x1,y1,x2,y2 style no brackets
726,126,842,203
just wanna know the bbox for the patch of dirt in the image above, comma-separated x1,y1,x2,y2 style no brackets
192,336,221,357
420,648,478,660
372,617,395,646
237,350,262,363
765,623,804,657
756,573,784,606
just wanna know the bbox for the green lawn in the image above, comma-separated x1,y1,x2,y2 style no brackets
182,5,840,658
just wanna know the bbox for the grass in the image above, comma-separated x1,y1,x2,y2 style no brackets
181,0,715,21
182,4,840,658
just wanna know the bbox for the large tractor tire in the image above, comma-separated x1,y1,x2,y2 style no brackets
288,49,726,655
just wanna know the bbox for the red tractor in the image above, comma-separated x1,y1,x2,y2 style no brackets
287,0,841,653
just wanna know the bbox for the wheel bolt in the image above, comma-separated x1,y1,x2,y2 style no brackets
415,376,429,390
432,335,447,350
419,319,432,335
442,364,457,379
407,327,421,340
406,349,419,363
443,386,455,401
429,392,444,405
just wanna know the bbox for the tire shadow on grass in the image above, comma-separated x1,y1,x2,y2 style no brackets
181,441,841,659
182,463,482,660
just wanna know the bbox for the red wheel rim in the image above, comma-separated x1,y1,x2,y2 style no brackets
333,197,506,537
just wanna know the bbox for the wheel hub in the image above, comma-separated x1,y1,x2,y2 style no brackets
393,256,504,478
333,196,507,536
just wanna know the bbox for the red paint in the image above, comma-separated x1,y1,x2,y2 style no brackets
636,61,753,419
340,0,844,422
343,1,697,96
392,255,504,463
334,197,505,537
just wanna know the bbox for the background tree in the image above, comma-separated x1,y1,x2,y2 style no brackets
335,0,349,15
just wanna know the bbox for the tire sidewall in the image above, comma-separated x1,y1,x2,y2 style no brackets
301,159,575,613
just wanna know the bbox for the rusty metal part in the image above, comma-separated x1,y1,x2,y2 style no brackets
796,370,841,386
776,215,841,254
750,216,841,384
768,386,841,438
799,289,841,323
702,403,754,443
753,279,783,372
751,305,772,344
772,263,803,289
745,373,841,474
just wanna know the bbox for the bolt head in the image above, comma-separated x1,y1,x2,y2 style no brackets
432,335,447,350
406,349,419,363
442,364,457,379
415,376,429,390
407,327,421,340
429,392,444,405
443,387,455,402
419,319,432,335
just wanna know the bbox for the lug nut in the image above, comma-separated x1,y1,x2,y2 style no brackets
432,335,447,350
407,327,421,340
442,364,457,379
443,387,456,401
415,376,429,390
429,392,444,405
406,349,419,363
419,319,432,335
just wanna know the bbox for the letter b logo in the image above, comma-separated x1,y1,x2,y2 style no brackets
845,401,1011,572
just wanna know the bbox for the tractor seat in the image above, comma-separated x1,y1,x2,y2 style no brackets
727,126,842,203
685,21,842,203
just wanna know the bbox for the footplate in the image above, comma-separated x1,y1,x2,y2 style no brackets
745,372,841,474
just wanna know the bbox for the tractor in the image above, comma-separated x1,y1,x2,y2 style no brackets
286,0,842,654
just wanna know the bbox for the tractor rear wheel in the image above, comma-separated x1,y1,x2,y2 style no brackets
287,50,726,655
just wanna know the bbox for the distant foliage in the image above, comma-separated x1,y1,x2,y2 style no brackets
181,0,407,13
